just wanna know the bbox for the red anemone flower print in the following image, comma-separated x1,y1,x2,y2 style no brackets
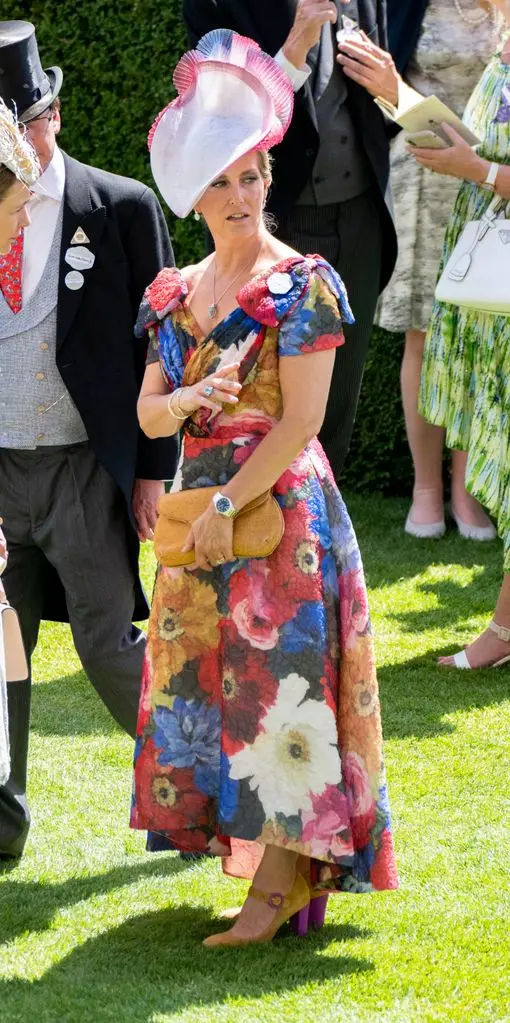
220,647,278,755
343,752,377,849
228,563,293,650
301,784,354,860
339,568,370,652
132,745,208,833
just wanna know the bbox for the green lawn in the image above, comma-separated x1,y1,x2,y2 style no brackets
0,493,508,1023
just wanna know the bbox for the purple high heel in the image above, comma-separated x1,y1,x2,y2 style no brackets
307,894,328,930
289,903,310,937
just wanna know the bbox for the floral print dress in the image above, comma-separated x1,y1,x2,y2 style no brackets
131,255,398,894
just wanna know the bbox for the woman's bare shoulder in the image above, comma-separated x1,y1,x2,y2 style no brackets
181,257,211,291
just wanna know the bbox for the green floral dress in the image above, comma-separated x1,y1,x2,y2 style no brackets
420,46,510,570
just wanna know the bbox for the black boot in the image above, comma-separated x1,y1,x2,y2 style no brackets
0,678,31,859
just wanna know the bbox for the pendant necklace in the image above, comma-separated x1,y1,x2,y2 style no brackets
208,243,263,319
453,0,493,26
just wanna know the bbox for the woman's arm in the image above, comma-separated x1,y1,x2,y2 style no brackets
137,361,242,439
407,123,510,199
181,347,336,570
0,521,7,601
221,347,336,511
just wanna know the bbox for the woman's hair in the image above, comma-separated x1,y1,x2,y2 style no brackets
258,151,277,234
258,150,273,183
0,166,16,202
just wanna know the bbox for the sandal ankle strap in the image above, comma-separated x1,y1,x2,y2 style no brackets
247,886,289,910
489,620,510,643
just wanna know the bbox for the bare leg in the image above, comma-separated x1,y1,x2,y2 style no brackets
401,329,445,526
439,573,510,667
225,845,299,939
450,449,496,531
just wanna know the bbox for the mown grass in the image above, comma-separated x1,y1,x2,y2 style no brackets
0,493,508,1023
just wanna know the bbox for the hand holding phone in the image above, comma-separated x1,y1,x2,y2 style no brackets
406,130,450,150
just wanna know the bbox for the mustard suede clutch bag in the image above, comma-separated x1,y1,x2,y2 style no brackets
154,487,284,567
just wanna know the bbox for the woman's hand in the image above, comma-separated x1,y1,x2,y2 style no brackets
178,363,242,416
407,124,489,182
181,505,234,571
0,520,7,602
336,31,400,107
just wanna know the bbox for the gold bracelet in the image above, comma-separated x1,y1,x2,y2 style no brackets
167,389,188,420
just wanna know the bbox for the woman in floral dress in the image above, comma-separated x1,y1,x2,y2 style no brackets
131,30,397,947
414,0,510,668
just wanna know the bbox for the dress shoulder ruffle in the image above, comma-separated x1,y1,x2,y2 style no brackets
237,255,354,327
135,267,188,337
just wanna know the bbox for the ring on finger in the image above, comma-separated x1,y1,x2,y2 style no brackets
203,384,214,397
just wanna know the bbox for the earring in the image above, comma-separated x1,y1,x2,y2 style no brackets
193,210,201,222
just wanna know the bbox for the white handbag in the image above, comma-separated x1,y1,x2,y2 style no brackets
435,196,510,315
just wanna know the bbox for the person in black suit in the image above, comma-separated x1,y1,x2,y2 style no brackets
182,0,399,478
0,21,177,859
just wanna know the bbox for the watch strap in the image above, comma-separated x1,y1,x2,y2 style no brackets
483,161,499,191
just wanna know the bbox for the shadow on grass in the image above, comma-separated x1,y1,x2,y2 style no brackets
0,905,372,1022
0,855,190,944
31,671,121,736
345,491,502,590
379,648,509,740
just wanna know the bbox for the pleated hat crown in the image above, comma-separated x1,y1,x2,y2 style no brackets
148,30,294,218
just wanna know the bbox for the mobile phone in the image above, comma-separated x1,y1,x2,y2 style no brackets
406,130,450,150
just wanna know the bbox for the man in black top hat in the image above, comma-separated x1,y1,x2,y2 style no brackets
0,21,177,859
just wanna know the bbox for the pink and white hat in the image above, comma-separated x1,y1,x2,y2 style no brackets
148,30,294,218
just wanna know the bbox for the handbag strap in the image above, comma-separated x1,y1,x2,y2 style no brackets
482,194,509,224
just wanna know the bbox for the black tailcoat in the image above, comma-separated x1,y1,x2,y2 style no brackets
182,0,397,289
42,152,177,622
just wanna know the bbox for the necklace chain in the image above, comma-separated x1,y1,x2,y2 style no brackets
208,244,263,319
453,0,494,25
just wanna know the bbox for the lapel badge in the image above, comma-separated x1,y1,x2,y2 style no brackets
70,226,90,245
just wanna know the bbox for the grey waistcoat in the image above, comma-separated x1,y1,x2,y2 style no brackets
0,206,87,449
297,22,372,206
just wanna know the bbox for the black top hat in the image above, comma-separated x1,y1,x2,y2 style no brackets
0,21,62,123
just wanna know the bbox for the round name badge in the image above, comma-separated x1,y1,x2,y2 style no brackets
267,271,293,296
65,245,95,271
65,270,85,291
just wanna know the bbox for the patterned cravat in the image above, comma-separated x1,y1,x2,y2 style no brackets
0,231,24,314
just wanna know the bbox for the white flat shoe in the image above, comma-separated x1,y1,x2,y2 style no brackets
445,620,510,669
451,507,497,542
405,512,445,539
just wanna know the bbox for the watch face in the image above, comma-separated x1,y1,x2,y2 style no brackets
216,496,231,515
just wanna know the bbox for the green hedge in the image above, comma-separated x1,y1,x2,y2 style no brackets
11,0,411,493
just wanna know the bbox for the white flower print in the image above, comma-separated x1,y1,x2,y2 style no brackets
228,674,342,819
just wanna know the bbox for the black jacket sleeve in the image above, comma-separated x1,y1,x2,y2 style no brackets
125,186,178,481
182,0,228,47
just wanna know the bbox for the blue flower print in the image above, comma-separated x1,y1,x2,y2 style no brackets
219,751,240,823
153,698,221,781
280,601,327,655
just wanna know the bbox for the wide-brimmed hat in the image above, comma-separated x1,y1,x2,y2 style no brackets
149,29,294,218
0,21,63,123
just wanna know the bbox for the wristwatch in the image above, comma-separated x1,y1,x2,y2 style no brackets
212,491,237,518
481,161,499,192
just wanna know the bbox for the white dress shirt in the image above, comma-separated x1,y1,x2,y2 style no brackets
274,48,311,92
23,145,66,304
